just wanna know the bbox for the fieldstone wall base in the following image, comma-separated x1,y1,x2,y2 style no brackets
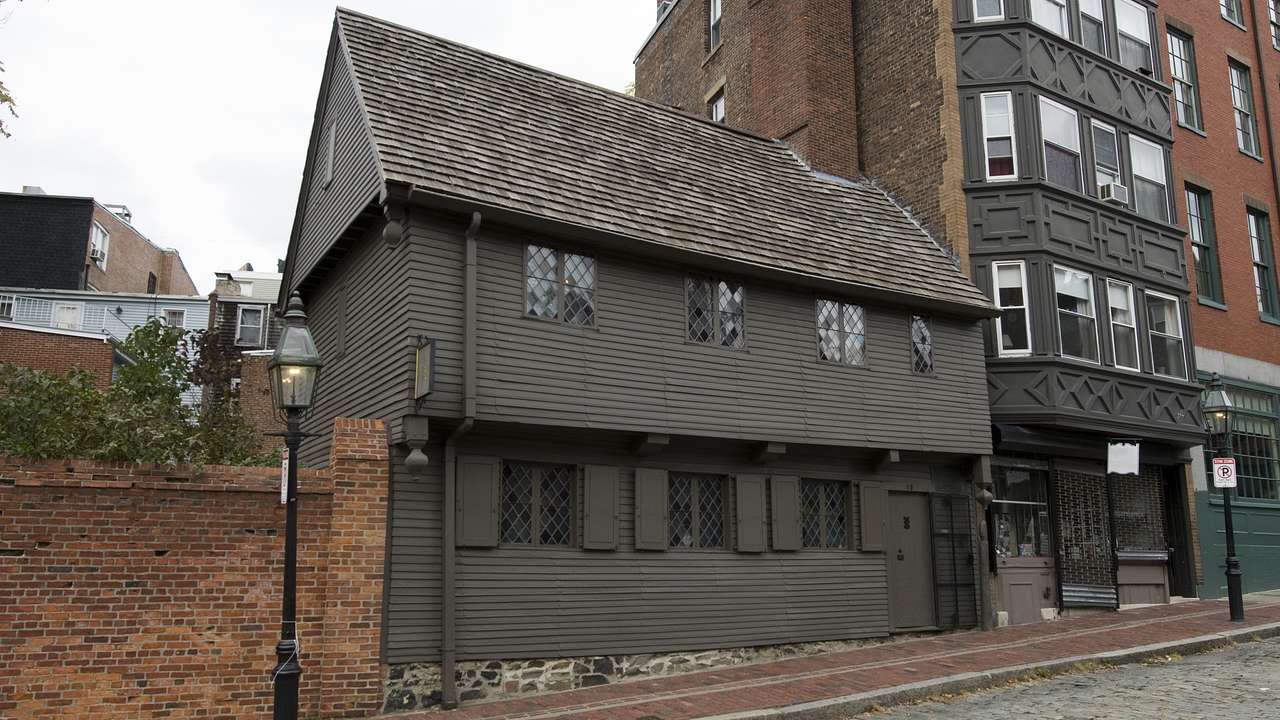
383,636,897,712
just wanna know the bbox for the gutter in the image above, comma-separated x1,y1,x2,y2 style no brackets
440,210,481,710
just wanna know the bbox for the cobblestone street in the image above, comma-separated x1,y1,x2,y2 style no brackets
857,638,1280,720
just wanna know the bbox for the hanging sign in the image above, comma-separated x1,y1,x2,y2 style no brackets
1213,457,1238,489
1107,441,1139,476
414,338,436,400
280,449,290,504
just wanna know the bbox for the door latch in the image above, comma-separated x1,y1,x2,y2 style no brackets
897,549,905,561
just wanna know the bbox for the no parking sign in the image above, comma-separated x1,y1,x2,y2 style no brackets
1213,457,1237,489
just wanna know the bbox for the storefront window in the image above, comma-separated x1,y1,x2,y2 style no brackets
992,466,1052,558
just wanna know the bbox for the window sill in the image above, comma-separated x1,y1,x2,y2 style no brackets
684,338,748,353
521,313,600,333
1240,148,1265,163
1222,15,1248,32
702,41,723,67
1177,122,1207,138
1262,314,1280,328
1197,297,1228,312
816,357,870,371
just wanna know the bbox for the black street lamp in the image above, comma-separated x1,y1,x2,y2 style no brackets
267,292,324,720
1203,372,1245,623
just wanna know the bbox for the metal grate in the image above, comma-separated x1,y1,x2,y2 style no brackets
501,463,534,544
932,494,978,629
686,278,714,344
539,465,574,545
911,315,934,374
502,461,574,545
669,475,694,548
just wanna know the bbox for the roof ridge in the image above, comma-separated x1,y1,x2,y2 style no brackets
333,6,780,147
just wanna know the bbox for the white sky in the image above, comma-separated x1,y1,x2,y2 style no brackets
0,1,656,293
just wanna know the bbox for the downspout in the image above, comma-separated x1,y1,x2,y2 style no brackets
441,210,481,710
1248,0,1280,215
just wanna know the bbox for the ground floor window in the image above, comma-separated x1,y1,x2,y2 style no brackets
501,461,575,546
991,465,1052,558
1212,386,1280,501
800,479,849,549
668,473,727,548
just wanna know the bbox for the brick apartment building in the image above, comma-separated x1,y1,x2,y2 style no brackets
638,0,1214,623
0,187,197,295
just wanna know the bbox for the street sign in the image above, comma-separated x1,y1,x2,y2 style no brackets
280,449,290,504
1213,457,1237,489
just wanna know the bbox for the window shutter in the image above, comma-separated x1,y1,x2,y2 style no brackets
735,474,767,552
634,468,668,551
583,465,620,550
456,456,500,548
860,483,888,552
771,475,801,551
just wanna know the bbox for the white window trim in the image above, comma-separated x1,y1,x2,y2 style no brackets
981,92,1019,181
1039,96,1083,192
1079,0,1107,53
1144,290,1186,379
1106,279,1141,372
1129,134,1169,219
709,0,723,47
1115,0,1153,69
974,0,1004,22
1054,264,1100,364
992,260,1032,358
163,308,187,328
52,302,84,331
90,222,110,270
1030,0,1069,37
235,305,265,347
1090,119,1121,191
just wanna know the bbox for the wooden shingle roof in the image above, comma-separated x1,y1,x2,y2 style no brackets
335,8,994,314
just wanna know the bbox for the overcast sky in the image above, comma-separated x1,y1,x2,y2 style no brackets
0,1,655,293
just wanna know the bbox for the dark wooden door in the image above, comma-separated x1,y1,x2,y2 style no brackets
1163,468,1194,597
888,492,936,630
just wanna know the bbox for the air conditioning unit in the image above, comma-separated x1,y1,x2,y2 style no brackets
88,247,105,262
1099,183,1130,205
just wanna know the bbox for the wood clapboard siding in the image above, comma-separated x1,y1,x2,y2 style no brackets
385,442,445,660
445,222,992,454
290,27,384,294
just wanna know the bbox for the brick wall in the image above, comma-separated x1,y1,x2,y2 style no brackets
85,206,198,296
0,417,388,719
0,325,115,390
239,354,286,451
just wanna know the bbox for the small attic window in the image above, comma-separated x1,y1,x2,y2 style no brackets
319,121,336,190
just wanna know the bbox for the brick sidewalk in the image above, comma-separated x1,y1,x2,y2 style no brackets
381,596,1280,720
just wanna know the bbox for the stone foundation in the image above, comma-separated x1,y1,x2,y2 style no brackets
383,635,907,712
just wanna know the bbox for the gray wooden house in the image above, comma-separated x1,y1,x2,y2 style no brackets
281,9,998,709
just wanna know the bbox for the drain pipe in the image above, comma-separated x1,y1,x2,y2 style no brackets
1248,0,1280,212
441,210,481,709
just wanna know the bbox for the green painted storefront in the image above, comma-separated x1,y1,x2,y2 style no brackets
1196,491,1280,598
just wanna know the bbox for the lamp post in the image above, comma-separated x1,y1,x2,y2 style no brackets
1203,372,1244,623
267,292,324,720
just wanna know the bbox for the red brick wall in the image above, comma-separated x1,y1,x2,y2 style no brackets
239,354,286,451
85,206,198,296
0,417,388,719
1162,2,1280,366
0,325,115,390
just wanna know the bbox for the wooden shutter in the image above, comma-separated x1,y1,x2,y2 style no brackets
860,483,888,552
456,456,500,547
583,465,620,550
736,474,767,553
634,468,668,551
771,475,801,551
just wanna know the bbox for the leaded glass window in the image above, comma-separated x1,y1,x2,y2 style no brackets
501,461,575,546
816,299,867,365
800,479,849,549
910,314,934,375
687,277,746,348
525,244,595,327
668,474,727,548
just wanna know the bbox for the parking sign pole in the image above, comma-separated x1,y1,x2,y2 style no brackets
1214,453,1245,623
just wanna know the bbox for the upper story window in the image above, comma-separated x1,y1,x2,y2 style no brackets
1271,1,1280,49
236,306,265,347
816,299,867,366
1039,97,1082,192
1230,62,1261,157
1249,209,1280,319
1129,136,1169,222
1167,31,1202,131
147,272,158,295
1115,0,1153,75
981,92,1018,180
974,0,1003,21
709,88,726,124
526,244,596,327
1030,0,1068,37
800,479,849,549
1186,186,1224,304
910,314,934,374
709,0,723,49
687,278,745,348
992,260,1031,357
1091,120,1121,190
319,121,336,191
1222,0,1245,26
1054,266,1099,363
163,309,186,328
1079,0,1106,55
500,461,574,546
1106,279,1140,371
1145,291,1186,379
89,222,110,270
240,281,255,297
669,473,726,549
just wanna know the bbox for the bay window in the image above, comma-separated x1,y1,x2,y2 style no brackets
1030,0,1068,37
981,92,1018,180
1129,136,1169,222
1116,0,1154,75
1091,120,1121,190
1145,291,1186,379
1039,97,1082,192
1055,266,1099,362
1079,0,1106,55
1106,280,1139,371
992,261,1031,357
974,0,1003,21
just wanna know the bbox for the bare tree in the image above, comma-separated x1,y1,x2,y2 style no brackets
0,0,22,138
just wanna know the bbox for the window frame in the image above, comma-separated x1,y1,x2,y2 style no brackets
0,293,12,321
523,243,597,328
1090,119,1121,192
1115,0,1154,75
709,0,723,50
1128,134,1169,222
815,298,868,367
1106,279,1141,372
235,304,265,347
1144,290,1187,379
973,0,1004,23
1229,61,1261,158
1054,264,1101,364
1222,0,1246,27
1038,96,1083,193
980,91,1019,181
1030,0,1069,37
1078,0,1107,55
499,460,577,548
709,88,726,123
52,302,84,330
1186,186,1224,305
910,314,935,375
992,260,1033,358
162,308,186,328
799,478,851,550
320,121,336,190
1248,209,1280,319
667,473,729,550
686,276,747,349
1167,30,1203,131
90,221,110,270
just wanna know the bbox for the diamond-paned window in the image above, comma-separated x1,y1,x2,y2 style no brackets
687,277,745,349
800,479,849,549
501,461,574,546
911,314,934,375
525,244,595,327
816,299,867,366
668,473,726,548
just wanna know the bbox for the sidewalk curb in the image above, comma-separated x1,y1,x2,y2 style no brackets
694,620,1280,720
